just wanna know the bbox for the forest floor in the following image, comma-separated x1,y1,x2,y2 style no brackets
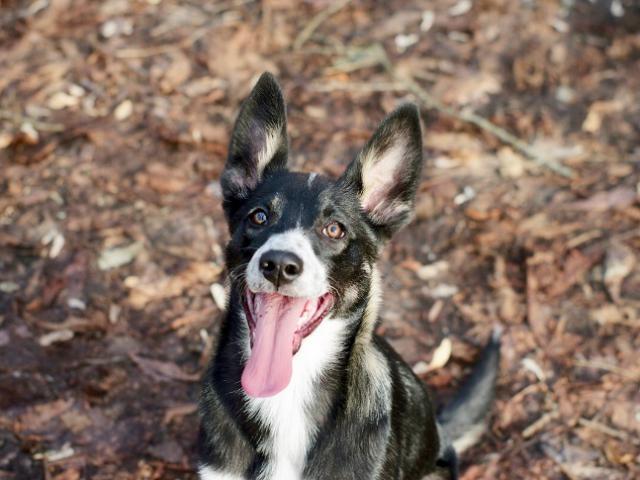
1,0,639,479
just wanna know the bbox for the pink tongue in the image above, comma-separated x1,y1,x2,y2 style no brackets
241,293,309,397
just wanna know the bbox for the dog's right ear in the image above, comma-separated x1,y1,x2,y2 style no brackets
221,73,288,212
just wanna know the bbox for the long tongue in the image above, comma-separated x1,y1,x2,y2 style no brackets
241,293,308,397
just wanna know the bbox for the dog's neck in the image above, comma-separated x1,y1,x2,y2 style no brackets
220,291,354,479
210,277,390,479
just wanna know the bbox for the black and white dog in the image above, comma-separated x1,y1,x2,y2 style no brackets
198,73,500,480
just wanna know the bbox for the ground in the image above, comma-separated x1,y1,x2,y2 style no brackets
1,0,639,479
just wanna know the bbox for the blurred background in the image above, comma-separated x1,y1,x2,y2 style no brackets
1,0,639,478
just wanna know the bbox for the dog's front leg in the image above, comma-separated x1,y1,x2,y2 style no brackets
303,415,391,480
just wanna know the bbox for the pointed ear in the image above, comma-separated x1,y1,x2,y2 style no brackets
338,104,423,240
221,72,288,209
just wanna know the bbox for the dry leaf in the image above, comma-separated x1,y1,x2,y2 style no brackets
37,443,75,462
163,403,198,424
416,261,449,281
159,51,192,93
48,91,78,109
0,281,20,293
582,100,623,133
565,187,637,212
98,241,144,270
0,131,14,149
210,283,227,310
521,357,546,381
183,77,225,98
604,241,636,303
16,399,74,432
414,337,452,374
449,0,472,16
51,468,81,480
428,284,458,298
429,337,452,370
130,353,200,382
126,261,222,308
38,329,74,346
547,249,602,298
114,99,133,120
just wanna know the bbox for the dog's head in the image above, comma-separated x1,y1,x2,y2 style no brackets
221,73,423,397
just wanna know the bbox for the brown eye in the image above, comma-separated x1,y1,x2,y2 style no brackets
249,209,268,226
323,221,345,240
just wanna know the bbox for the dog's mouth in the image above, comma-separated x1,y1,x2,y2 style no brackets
241,290,334,398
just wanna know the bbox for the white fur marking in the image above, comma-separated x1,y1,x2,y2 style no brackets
307,173,317,188
244,317,346,480
199,465,245,480
355,345,391,416
246,229,328,298
348,269,391,416
256,127,282,179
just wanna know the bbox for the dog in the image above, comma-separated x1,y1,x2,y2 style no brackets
197,73,501,480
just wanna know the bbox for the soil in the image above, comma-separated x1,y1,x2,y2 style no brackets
1,1,639,479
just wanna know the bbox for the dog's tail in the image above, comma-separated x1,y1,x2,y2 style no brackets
435,327,502,479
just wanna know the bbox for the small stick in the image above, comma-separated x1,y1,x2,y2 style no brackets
0,109,65,132
574,358,640,381
114,44,178,59
293,0,353,50
383,66,575,178
307,81,406,93
522,408,559,439
578,417,636,443
321,44,575,178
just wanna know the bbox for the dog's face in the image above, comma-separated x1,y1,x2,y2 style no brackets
221,73,423,397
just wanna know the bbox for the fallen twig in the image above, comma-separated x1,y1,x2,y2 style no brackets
574,357,640,381
307,81,405,93
578,417,636,444
293,0,353,50
381,60,575,178
0,109,65,132
316,43,575,178
522,408,559,439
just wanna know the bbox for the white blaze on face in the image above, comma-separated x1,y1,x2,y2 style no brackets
242,228,345,479
246,229,328,298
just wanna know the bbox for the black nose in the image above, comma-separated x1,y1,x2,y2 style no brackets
259,250,303,288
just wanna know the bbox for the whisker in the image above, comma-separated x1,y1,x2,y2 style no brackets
227,262,250,293
326,274,343,304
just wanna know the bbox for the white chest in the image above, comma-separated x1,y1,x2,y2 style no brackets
243,317,345,480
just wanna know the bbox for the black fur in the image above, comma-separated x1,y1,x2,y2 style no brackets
198,73,500,480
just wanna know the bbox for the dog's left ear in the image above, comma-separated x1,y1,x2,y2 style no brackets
338,104,423,240
221,72,289,212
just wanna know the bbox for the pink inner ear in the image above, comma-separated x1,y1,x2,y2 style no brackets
364,194,410,224
360,142,408,222
362,184,392,213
